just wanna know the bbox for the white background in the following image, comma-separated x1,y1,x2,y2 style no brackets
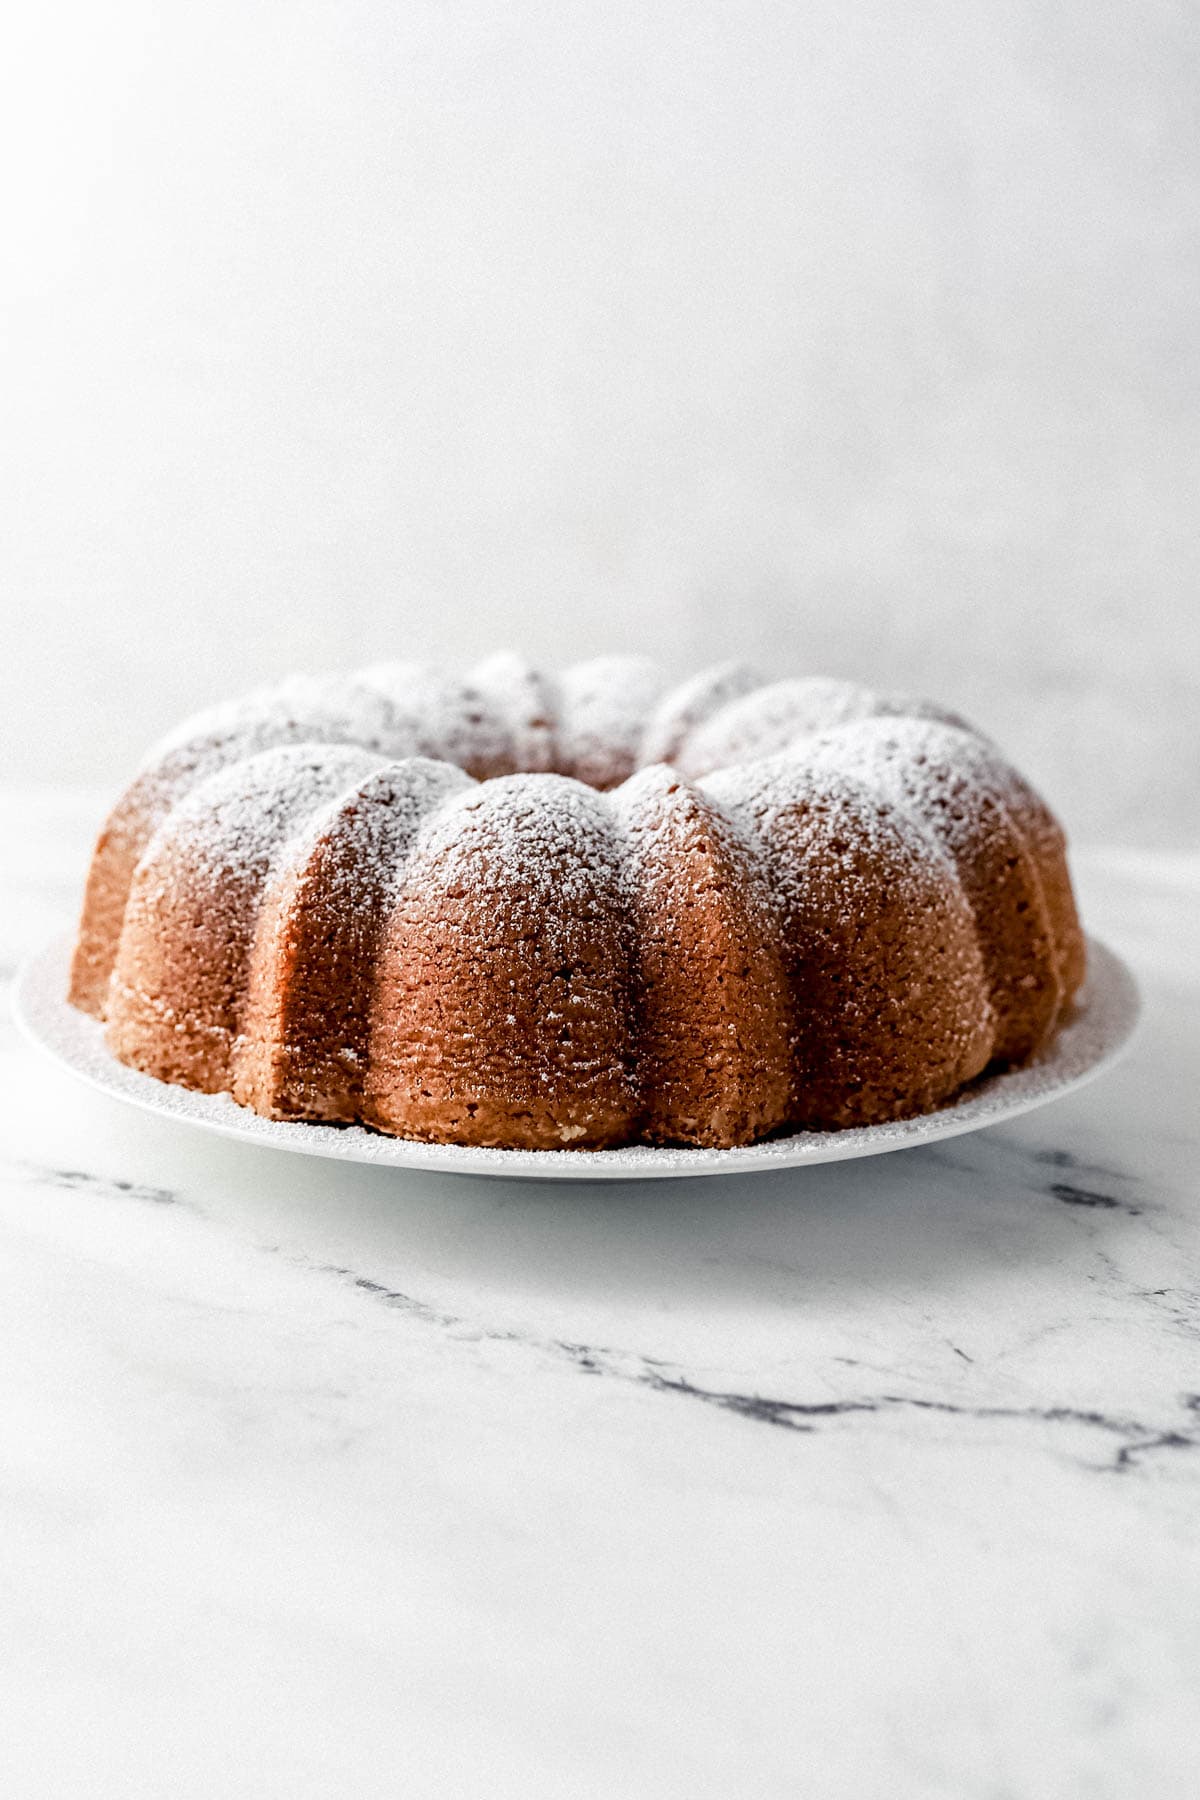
2,0,1197,843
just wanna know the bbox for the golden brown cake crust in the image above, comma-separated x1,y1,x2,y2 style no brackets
798,718,1067,1063
104,746,386,1095
703,761,995,1127
235,760,473,1124
617,766,791,1146
71,661,1087,1151
363,777,638,1149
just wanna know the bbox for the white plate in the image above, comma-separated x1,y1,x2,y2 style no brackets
15,933,1140,1183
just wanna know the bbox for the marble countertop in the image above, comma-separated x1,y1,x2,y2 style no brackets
2,791,1197,1799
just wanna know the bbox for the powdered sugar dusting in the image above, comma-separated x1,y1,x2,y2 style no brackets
677,677,888,778
787,715,1057,877
158,743,390,886
150,675,402,768
283,757,477,899
675,677,973,781
354,663,513,776
615,762,743,882
469,652,558,773
131,662,989,815
73,655,1086,1152
638,662,763,766
700,752,951,903
407,771,627,911
556,656,667,789
613,762,781,929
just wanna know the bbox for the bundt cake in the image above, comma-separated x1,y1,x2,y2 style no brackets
68,656,1085,1151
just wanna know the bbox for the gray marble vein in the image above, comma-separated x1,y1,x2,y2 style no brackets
1,796,1198,1800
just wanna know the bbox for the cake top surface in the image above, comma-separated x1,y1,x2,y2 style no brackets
120,659,1035,954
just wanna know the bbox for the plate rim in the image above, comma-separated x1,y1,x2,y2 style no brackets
13,933,1141,1183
